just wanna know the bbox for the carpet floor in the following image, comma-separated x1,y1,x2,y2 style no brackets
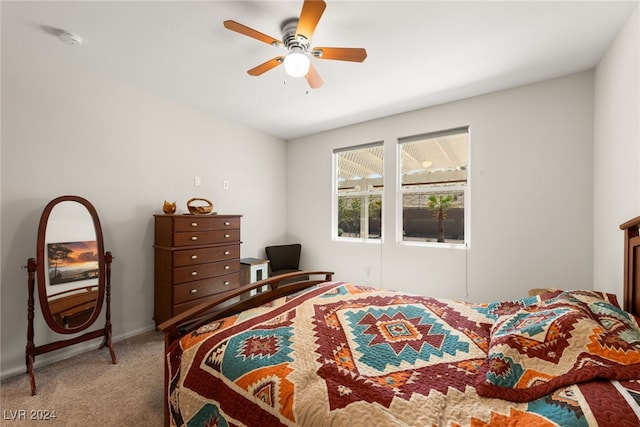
1,330,164,426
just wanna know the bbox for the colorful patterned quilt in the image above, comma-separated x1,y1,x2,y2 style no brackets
166,282,640,426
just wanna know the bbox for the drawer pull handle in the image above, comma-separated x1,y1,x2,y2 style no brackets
224,221,231,226
224,265,230,270
191,255,198,260
191,236,198,241
224,251,230,255
224,281,230,286
190,271,198,276
191,222,198,227
224,234,230,238
190,289,198,294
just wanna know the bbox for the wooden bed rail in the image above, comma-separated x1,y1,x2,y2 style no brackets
159,270,333,427
621,216,640,316
158,271,334,345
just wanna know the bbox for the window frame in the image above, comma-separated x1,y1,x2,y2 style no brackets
333,142,384,243
396,127,470,248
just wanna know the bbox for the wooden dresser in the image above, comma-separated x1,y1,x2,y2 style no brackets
153,214,242,327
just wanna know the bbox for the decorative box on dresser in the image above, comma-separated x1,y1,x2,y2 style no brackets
153,214,242,327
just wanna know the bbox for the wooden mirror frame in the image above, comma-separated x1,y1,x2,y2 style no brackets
37,196,106,333
26,195,116,395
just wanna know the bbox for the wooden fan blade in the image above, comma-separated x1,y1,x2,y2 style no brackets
223,20,282,47
305,63,323,88
296,0,326,39
312,47,367,62
247,57,284,76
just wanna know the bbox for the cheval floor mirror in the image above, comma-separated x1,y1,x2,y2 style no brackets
25,195,116,395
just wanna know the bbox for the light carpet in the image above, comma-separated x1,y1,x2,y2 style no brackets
1,330,164,426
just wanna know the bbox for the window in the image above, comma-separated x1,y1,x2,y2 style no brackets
334,142,383,241
398,127,468,245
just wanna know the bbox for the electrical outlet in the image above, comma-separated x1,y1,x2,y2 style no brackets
364,267,371,282
223,180,229,190
194,176,201,186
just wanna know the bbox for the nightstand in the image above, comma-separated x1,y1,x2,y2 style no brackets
240,258,270,296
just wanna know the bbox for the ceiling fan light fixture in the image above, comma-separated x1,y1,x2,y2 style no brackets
283,52,310,78
223,0,365,88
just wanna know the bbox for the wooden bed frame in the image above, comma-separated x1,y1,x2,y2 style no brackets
158,217,640,425
620,216,640,316
158,271,334,425
158,271,334,344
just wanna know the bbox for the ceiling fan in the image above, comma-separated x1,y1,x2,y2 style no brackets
223,0,367,89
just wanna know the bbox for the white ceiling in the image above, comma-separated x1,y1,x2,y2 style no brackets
2,1,637,140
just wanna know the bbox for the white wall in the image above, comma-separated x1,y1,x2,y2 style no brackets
288,71,595,303
593,6,640,300
0,43,288,378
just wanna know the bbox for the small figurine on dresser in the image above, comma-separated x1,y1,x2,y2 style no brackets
162,200,177,214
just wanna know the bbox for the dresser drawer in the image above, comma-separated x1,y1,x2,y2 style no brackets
173,272,239,305
173,216,240,232
173,244,240,267
173,229,240,247
173,259,239,284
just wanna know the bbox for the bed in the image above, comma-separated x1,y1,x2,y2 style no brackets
159,216,640,426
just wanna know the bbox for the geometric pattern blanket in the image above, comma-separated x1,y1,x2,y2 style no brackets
166,282,640,426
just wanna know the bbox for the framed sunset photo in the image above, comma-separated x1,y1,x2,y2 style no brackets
47,241,99,285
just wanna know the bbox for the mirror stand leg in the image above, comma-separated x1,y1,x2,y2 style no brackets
108,339,117,364
26,257,38,395
103,252,116,364
99,327,117,364
27,354,36,396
